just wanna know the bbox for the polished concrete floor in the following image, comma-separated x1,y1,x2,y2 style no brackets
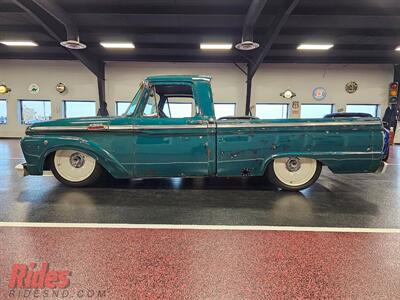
1,139,400,299
1,139,400,227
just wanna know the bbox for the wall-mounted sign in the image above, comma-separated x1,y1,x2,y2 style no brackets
28,83,40,95
280,89,296,99
312,87,327,101
345,81,358,94
291,101,300,117
0,83,11,94
56,82,66,93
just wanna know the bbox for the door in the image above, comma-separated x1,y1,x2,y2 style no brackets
133,82,212,177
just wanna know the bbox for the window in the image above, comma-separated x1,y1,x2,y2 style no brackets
141,84,196,118
346,104,379,117
0,100,6,124
214,103,236,119
256,104,288,119
19,100,51,125
116,101,131,116
300,104,334,118
63,101,96,118
165,102,193,118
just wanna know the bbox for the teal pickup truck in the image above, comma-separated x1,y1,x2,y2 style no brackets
17,75,386,191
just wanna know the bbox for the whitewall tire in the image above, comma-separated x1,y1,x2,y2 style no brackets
51,150,103,187
267,157,322,191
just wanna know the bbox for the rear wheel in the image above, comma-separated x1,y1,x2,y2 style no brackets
267,157,322,191
50,150,103,187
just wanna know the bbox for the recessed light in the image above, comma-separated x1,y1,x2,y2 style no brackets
0,41,38,47
100,42,135,49
395,46,400,51
200,43,232,50
297,44,334,50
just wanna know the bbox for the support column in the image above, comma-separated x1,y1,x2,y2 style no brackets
245,64,253,116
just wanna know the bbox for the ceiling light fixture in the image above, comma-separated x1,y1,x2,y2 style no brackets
200,43,232,50
395,46,400,51
235,41,259,51
60,40,87,50
0,41,38,47
297,44,334,50
100,42,135,49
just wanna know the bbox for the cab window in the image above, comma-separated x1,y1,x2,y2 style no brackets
140,84,198,118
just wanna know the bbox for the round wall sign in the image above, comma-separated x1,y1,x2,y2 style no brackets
280,89,296,99
56,82,66,93
28,83,40,95
345,81,358,94
312,87,327,101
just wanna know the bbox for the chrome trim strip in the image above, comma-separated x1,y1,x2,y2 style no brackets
217,121,381,128
30,124,209,131
29,121,380,132
130,125,209,130
30,126,89,131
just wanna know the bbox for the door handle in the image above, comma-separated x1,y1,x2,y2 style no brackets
187,120,205,125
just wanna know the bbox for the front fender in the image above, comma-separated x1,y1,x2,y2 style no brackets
21,135,131,178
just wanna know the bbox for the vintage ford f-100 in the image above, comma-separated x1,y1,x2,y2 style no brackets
17,75,387,191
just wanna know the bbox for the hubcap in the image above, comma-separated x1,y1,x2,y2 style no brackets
286,157,301,172
69,152,85,168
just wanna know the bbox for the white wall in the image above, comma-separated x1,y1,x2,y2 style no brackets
253,64,392,114
0,60,394,137
0,60,98,137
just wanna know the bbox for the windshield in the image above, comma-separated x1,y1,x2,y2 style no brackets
123,82,144,116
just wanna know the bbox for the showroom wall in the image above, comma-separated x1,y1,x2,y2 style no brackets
0,60,393,137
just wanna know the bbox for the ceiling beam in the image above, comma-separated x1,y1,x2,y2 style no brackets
248,0,300,78
32,0,79,41
240,0,269,43
11,0,108,115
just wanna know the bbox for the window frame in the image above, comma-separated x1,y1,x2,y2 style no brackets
0,99,7,125
19,99,52,125
115,101,131,116
300,103,334,119
345,104,380,117
255,103,289,119
62,100,97,118
214,102,237,119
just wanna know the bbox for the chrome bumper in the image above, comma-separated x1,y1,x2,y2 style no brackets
15,163,53,177
375,161,388,174
15,163,29,177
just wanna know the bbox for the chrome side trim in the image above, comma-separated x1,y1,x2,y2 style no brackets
130,125,209,130
217,121,381,128
29,120,380,132
30,126,89,131
30,124,209,132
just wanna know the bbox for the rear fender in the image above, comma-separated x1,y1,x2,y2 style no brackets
262,151,381,175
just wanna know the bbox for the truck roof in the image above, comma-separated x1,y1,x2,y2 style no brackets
145,75,212,82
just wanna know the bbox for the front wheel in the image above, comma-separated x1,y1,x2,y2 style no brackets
50,150,103,187
267,157,322,191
